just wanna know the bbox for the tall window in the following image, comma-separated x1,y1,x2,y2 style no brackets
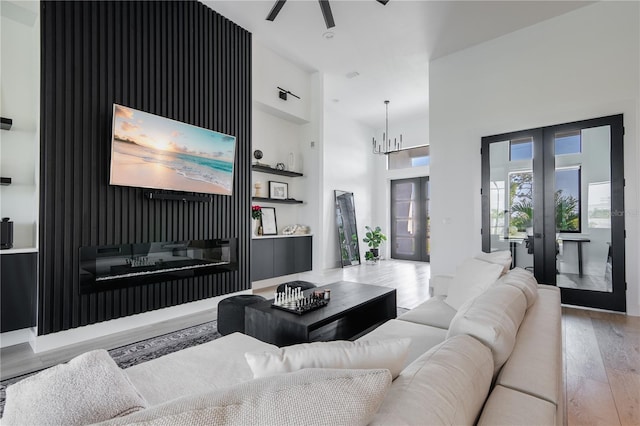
555,167,581,232
508,168,581,234
508,171,533,235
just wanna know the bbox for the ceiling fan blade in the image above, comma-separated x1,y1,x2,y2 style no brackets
376,0,390,4
266,0,287,21
318,0,335,29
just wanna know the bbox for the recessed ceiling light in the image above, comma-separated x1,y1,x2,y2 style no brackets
322,31,335,40
346,71,360,79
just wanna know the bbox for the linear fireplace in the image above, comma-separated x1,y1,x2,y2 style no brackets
79,239,237,293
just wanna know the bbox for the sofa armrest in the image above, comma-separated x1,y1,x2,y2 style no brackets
429,275,454,297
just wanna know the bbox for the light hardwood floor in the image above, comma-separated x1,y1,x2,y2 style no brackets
1,260,638,425
562,306,640,426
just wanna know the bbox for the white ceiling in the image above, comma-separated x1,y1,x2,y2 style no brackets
203,0,593,128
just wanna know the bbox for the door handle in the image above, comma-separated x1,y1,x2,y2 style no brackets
534,233,542,238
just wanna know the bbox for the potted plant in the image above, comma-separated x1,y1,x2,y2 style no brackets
362,226,387,261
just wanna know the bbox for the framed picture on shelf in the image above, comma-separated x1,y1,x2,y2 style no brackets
261,207,277,235
269,181,288,200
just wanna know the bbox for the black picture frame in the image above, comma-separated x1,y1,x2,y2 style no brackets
261,207,277,235
269,181,288,200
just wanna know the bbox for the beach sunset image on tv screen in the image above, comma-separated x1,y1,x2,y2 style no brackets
110,104,236,196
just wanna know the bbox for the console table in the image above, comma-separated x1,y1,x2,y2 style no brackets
244,281,396,346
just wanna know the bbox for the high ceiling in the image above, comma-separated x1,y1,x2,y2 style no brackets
203,0,593,128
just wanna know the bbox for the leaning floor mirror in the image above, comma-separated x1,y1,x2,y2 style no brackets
334,190,361,267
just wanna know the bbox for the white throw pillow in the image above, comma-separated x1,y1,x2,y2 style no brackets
3,350,147,426
96,368,392,426
475,250,512,275
244,338,411,379
445,257,505,310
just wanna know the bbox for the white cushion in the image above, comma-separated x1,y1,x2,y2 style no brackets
494,267,539,308
398,297,457,329
496,286,562,405
447,284,528,376
126,332,278,405
97,368,392,426
478,385,557,426
475,250,512,275
445,258,505,310
245,338,410,379
357,319,448,367
3,350,147,426
370,334,494,426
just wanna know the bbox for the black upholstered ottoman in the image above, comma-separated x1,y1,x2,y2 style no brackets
276,280,317,293
217,294,266,336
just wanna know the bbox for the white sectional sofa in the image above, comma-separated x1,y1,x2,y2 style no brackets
2,253,563,426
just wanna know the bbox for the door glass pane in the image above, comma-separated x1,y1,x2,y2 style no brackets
555,130,581,155
510,138,533,161
391,178,429,262
489,138,534,269
556,126,612,292
393,182,417,256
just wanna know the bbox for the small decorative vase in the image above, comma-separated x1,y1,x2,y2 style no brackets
253,219,261,236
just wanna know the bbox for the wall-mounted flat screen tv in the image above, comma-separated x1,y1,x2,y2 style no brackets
109,104,236,196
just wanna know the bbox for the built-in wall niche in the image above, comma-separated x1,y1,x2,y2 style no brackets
79,239,238,294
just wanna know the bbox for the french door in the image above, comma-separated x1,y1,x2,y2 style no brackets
481,115,625,312
390,177,430,262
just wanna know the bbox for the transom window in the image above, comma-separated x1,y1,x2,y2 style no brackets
388,145,430,170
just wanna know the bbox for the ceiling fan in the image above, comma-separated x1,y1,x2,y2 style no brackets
266,0,390,29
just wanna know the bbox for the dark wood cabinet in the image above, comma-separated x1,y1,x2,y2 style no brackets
1,252,37,332
252,236,312,281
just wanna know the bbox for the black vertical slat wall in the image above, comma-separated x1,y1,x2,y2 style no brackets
39,1,252,335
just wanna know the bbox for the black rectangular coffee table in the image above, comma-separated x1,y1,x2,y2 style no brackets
244,281,396,346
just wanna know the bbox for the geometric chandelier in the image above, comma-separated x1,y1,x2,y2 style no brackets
372,100,402,155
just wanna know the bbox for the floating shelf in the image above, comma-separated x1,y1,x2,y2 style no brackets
0,177,12,186
252,197,303,204
252,164,303,177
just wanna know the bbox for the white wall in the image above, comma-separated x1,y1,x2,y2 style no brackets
299,72,323,270
322,90,375,268
253,41,311,123
429,2,640,315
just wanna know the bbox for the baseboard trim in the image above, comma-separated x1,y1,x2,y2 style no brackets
29,290,251,353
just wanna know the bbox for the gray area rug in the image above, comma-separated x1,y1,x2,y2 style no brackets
0,306,410,417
